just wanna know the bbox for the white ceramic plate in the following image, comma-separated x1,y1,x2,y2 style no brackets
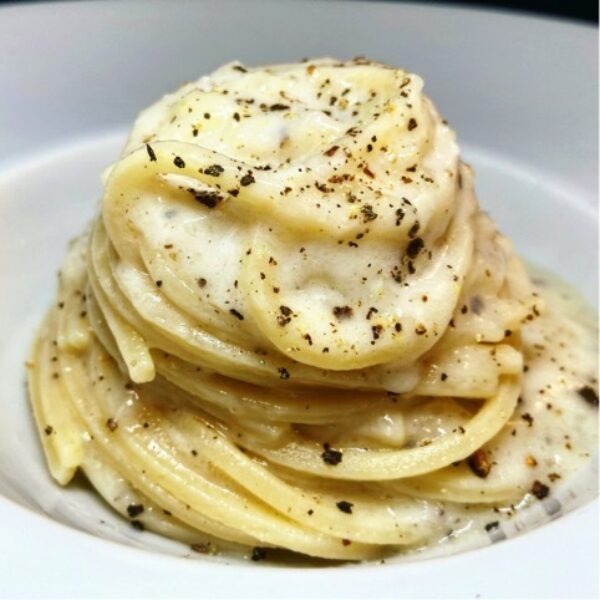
0,1,597,597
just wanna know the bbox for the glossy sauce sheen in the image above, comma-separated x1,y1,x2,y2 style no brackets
408,272,598,559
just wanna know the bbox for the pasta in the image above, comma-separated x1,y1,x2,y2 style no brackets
28,59,598,561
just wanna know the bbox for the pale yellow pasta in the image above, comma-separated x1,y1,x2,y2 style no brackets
28,59,598,561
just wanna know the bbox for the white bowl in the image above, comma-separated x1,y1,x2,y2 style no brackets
0,1,597,597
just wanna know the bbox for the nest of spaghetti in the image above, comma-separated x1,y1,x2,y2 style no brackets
29,59,542,560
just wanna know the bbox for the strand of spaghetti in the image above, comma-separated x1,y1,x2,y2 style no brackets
28,311,83,484
101,85,450,252
77,347,382,559
249,376,520,481
389,462,530,504
169,412,442,545
50,281,382,558
91,218,418,390
81,448,208,544
40,309,259,547
86,286,388,425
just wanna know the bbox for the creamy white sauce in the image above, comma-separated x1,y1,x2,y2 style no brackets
403,268,598,562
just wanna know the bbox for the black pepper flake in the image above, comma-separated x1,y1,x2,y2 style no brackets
468,449,492,478
251,547,267,561
366,307,378,320
197,277,207,288
130,520,145,531
371,324,383,340
324,145,339,157
531,480,550,500
203,164,224,177
315,181,333,193
187,188,223,209
233,112,241,122
173,156,186,168
362,165,375,179
395,207,405,223
406,237,424,258
126,504,145,518
321,443,343,466
229,308,244,320
278,368,290,380
391,265,402,284
408,221,420,238
484,521,500,532
277,305,293,327
360,204,378,222
44,425,53,436
155,280,163,288
521,413,534,427
146,144,157,162
106,418,118,432
232,64,248,73
342,539,351,546
191,543,212,554
269,103,289,111
441,373,448,381
333,305,353,320
407,118,418,131
578,386,598,407
336,500,353,514
240,173,255,186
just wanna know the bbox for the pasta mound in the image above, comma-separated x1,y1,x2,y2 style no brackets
29,59,595,560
